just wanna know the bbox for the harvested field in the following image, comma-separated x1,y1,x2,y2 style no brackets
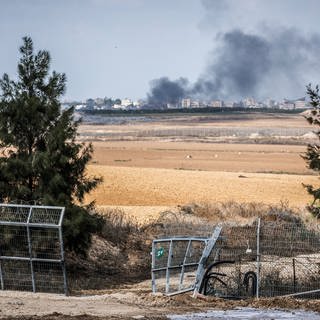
90,141,311,174
85,165,317,208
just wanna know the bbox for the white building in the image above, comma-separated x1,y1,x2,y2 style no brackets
209,100,222,108
224,101,234,108
294,98,306,109
243,97,257,108
121,98,133,107
191,100,200,108
181,98,191,108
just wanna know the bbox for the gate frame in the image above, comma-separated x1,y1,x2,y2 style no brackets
151,226,222,296
0,204,68,295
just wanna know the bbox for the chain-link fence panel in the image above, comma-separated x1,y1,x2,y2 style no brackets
0,204,67,294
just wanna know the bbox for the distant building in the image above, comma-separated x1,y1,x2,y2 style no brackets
191,100,200,108
223,101,234,108
86,98,95,109
74,104,86,110
181,98,191,108
167,103,178,109
121,98,133,107
209,100,222,108
95,98,104,106
243,97,257,108
294,97,306,109
279,99,295,110
265,98,276,108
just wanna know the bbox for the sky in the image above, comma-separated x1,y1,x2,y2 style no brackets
0,0,320,102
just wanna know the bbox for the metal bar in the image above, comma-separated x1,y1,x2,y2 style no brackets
0,257,4,290
0,256,63,263
0,221,60,228
151,240,156,293
165,240,173,294
293,258,296,293
256,217,261,299
58,207,65,227
166,287,194,296
282,288,320,297
58,208,68,295
152,262,200,273
153,237,208,243
27,207,36,293
0,204,64,210
0,204,32,208
179,240,191,290
193,225,222,297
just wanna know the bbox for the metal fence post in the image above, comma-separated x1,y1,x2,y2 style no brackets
0,258,4,290
58,208,68,295
256,218,261,299
165,240,173,294
151,240,156,293
179,240,191,290
193,225,222,297
27,206,36,293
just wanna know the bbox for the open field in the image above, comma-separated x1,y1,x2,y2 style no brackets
90,141,310,174
78,112,320,218
85,165,317,208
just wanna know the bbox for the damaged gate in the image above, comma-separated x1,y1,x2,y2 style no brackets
151,226,222,296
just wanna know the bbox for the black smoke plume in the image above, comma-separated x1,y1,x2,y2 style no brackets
147,77,188,106
147,28,320,103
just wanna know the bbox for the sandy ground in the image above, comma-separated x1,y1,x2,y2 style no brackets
2,285,320,319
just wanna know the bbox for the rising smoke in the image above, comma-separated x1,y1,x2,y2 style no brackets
147,1,320,104
147,77,189,106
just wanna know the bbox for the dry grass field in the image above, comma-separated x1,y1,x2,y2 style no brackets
80,112,320,218
85,165,317,208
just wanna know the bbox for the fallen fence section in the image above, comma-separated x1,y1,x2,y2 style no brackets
0,204,67,294
151,226,222,296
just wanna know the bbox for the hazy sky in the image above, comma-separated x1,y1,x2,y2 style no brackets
0,0,320,101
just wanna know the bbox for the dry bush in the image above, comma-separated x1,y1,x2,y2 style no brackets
66,208,151,293
177,201,304,225
98,208,140,247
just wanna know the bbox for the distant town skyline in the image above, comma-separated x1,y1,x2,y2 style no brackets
1,0,320,102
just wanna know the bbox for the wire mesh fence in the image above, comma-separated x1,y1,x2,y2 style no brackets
0,204,67,294
151,218,320,299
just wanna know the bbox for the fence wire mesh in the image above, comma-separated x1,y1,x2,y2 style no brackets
0,204,67,294
151,218,320,299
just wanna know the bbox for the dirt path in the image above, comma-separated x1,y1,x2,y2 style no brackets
2,285,320,319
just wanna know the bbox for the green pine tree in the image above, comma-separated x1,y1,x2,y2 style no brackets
303,84,320,218
0,37,102,254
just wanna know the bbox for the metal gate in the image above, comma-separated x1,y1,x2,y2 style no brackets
151,226,222,296
0,204,67,294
